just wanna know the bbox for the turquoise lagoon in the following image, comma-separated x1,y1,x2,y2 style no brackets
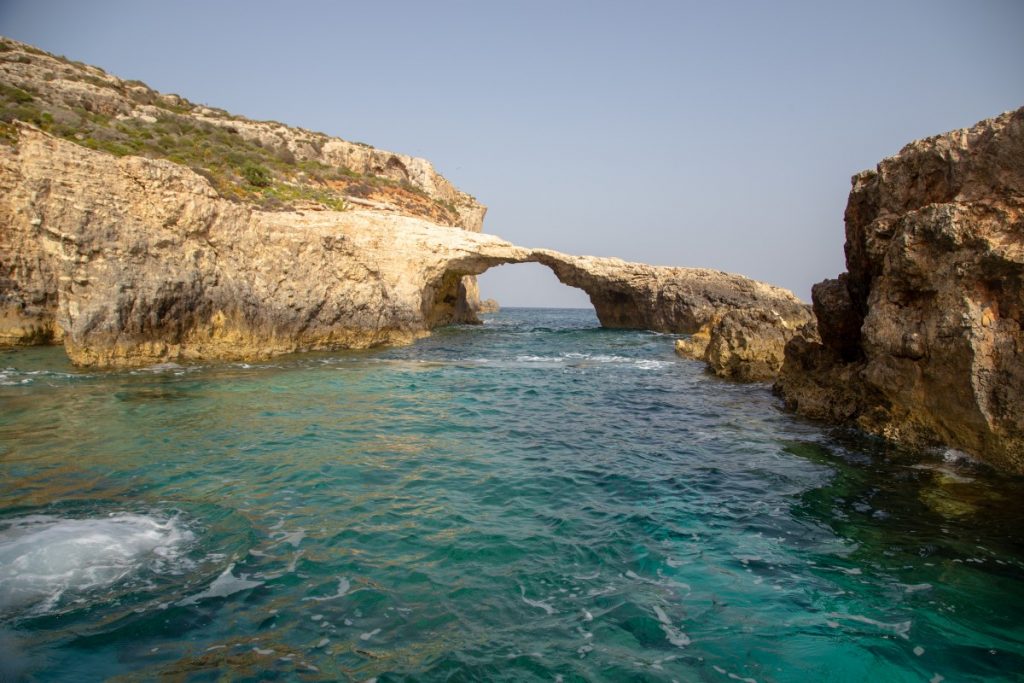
0,308,1022,681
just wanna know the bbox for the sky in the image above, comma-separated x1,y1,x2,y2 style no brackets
2,1,1021,308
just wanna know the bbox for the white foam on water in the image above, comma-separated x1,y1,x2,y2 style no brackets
360,628,381,640
519,584,556,614
652,605,690,647
634,359,673,370
178,563,263,605
516,355,563,363
827,612,912,639
302,577,351,602
145,362,184,372
0,512,193,615
0,367,92,385
942,448,979,466
899,583,933,593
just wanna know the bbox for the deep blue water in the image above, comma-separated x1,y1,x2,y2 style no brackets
0,308,1022,682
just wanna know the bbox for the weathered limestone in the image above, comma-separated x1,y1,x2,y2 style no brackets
477,298,500,314
532,252,814,380
0,37,486,231
675,308,815,382
0,126,809,369
776,108,1024,473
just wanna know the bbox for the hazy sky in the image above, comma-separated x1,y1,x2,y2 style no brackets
2,1,1021,307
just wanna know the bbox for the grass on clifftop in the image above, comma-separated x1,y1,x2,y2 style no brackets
0,79,356,210
0,38,464,218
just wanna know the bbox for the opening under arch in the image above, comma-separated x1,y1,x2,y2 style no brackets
477,262,593,310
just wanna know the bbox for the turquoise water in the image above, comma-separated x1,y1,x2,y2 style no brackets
1,308,1023,682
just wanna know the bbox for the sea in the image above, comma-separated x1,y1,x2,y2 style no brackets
1,308,1022,682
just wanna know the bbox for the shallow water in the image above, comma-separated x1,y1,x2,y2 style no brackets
0,308,1022,681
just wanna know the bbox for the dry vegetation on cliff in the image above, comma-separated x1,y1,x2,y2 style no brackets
0,37,476,225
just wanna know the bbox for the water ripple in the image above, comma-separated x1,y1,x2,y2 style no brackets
0,310,1022,681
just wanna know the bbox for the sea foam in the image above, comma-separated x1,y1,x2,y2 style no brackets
0,512,193,614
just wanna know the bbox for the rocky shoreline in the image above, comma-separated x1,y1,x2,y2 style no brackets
1,37,1021,472
1,124,806,368
775,108,1024,473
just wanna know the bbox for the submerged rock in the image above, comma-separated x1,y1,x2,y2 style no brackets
777,107,1024,473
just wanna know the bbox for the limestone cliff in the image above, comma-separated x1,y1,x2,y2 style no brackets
536,252,814,380
776,108,1024,473
0,124,809,368
0,37,485,231
0,125,504,364
1,37,812,374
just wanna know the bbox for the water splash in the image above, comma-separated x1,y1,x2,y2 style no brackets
0,512,193,615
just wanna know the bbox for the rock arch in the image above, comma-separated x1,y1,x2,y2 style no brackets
0,128,810,367
416,235,810,338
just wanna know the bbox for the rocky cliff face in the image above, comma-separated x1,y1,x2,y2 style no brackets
534,252,813,380
777,108,1024,473
0,125,504,364
0,37,812,376
0,124,809,368
0,37,485,231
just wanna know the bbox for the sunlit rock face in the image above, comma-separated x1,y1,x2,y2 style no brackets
1,126,809,370
777,107,1024,473
0,36,812,375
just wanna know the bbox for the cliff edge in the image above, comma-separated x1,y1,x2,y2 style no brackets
1,124,807,367
0,37,812,379
776,107,1024,473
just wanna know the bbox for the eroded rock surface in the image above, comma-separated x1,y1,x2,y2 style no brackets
0,37,486,231
0,126,514,365
1,126,808,369
0,37,811,373
776,107,1024,473
675,307,815,382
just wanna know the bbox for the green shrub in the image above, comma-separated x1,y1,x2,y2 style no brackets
0,122,19,145
241,162,271,187
0,83,34,104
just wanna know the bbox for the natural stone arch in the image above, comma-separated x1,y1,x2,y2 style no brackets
1,127,810,368
418,242,811,338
